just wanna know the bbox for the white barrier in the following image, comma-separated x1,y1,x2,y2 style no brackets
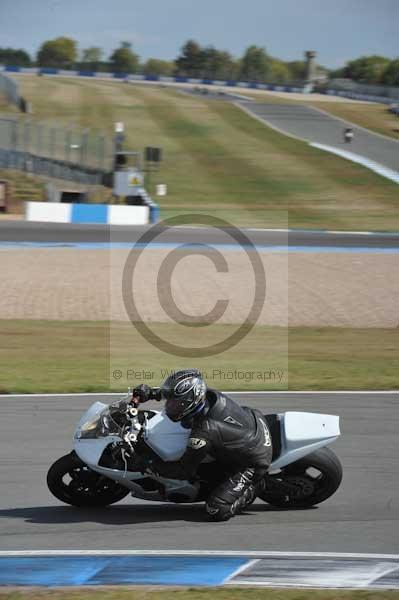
25,201,155,225
26,201,71,223
108,204,149,225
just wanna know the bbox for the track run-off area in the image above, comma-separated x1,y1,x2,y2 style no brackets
0,391,398,588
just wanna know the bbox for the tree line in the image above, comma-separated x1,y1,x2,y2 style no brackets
0,38,313,84
331,55,399,86
1,38,398,86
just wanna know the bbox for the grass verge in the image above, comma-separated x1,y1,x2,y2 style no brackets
0,320,398,393
0,587,398,600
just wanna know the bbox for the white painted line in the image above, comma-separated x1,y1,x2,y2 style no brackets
0,550,398,559
0,390,398,399
226,580,396,589
164,224,399,235
223,559,260,584
326,230,373,235
230,561,399,589
310,143,399,184
363,564,399,587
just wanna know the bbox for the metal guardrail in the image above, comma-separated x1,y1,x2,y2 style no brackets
0,148,106,185
0,116,113,184
0,116,112,169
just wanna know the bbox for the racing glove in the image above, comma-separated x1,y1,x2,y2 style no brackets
132,384,161,403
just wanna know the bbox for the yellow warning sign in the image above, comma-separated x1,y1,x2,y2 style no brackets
130,176,141,186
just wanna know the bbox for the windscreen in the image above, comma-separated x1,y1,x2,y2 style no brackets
77,400,128,439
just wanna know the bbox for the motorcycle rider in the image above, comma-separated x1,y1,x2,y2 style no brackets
132,369,273,521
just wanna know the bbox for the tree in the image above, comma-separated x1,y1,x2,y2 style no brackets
109,42,139,73
240,45,271,82
175,39,206,77
0,48,31,67
382,59,399,86
202,46,236,79
81,46,103,70
269,59,291,83
343,55,391,84
142,58,175,76
286,60,306,81
37,37,77,68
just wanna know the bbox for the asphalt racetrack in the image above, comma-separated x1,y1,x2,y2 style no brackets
1,221,399,248
239,102,399,173
0,392,398,552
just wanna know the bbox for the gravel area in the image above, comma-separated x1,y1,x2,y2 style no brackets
1,248,398,327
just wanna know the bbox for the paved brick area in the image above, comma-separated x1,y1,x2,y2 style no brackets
1,248,398,327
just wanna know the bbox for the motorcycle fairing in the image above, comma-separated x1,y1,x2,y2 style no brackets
73,402,340,502
271,412,340,470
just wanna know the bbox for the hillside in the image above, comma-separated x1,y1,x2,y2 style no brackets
5,75,399,229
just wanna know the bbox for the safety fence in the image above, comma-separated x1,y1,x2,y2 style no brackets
0,72,22,108
0,115,113,184
0,148,106,185
327,78,399,101
325,89,398,106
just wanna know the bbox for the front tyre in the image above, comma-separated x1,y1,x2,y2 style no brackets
47,451,129,507
258,447,343,509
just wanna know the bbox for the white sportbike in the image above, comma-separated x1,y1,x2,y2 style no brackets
47,392,343,510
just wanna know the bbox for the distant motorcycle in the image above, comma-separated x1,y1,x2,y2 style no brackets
343,127,354,143
47,391,343,510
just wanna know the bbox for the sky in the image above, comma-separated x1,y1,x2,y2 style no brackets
0,0,398,68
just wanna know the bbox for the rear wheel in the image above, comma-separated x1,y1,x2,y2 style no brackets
258,447,343,509
47,452,129,507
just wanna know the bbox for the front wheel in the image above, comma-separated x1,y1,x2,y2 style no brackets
258,447,343,509
47,451,129,507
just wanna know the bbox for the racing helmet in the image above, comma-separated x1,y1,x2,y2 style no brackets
162,369,207,422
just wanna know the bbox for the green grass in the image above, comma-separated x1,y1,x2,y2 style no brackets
0,320,398,393
7,75,399,230
1,588,398,600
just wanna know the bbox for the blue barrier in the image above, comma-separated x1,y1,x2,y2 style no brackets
149,202,160,223
71,203,108,224
145,74,160,82
325,89,396,105
0,555,248,587
5,64,369,96
40,67,59,75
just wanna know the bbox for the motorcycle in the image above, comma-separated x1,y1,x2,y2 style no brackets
47,391,343,511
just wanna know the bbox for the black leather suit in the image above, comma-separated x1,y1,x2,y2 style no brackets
153,389,273,520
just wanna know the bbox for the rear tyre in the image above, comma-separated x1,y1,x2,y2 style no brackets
258,447,343,509
47,451,129,507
